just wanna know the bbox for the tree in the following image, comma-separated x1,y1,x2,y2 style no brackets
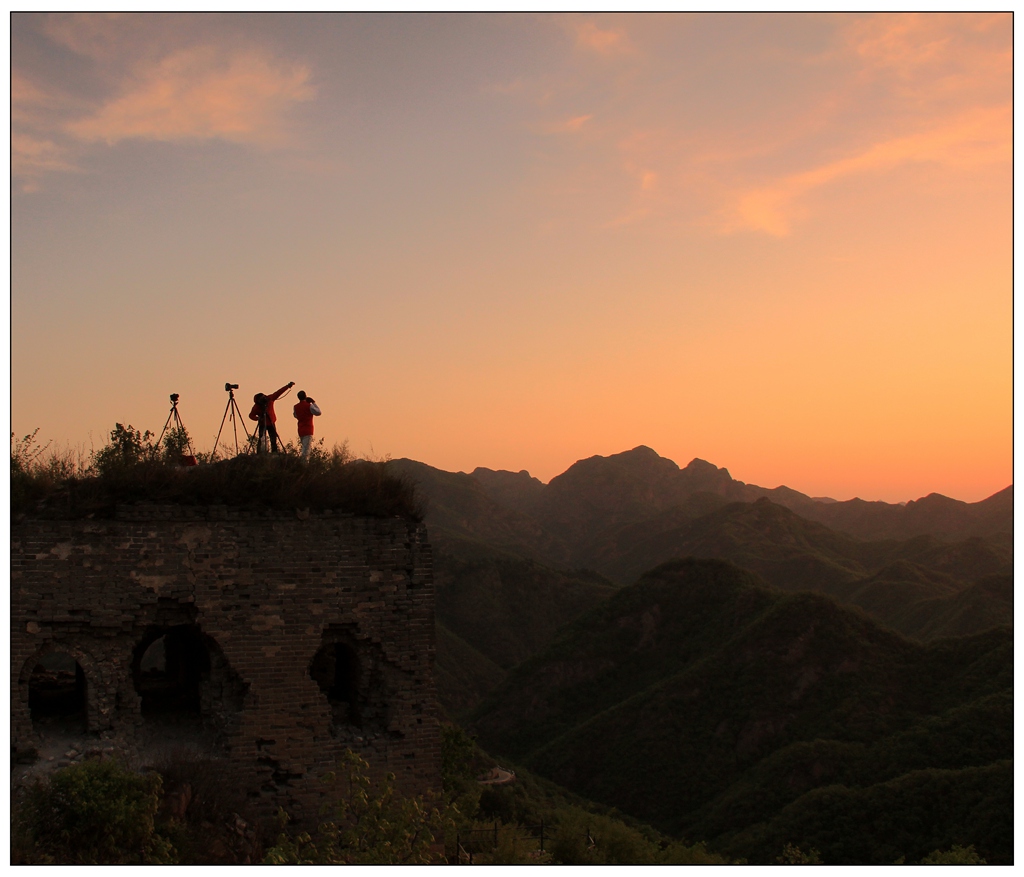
91,423,156,475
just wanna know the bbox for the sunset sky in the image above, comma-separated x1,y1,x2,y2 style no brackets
11,13,1012,503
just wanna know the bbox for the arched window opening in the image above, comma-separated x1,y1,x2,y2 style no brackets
29,652,87,734
132,623,247,753
134,626,208,719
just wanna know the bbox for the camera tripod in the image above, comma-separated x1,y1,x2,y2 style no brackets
213,383,253,458
157,393,196,457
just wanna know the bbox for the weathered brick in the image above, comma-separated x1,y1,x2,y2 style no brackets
11,506,440,822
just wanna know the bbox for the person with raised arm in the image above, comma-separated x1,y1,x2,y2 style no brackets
249,382,294,453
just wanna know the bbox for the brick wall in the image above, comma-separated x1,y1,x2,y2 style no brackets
11,504,440,822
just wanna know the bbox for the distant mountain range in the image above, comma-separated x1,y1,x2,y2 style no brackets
389,447,1011,717
396,446,1011,565
389,447,1012,862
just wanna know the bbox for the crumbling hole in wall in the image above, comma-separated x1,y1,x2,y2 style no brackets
309,640,361,728
308,628,391,740
29,652,88,736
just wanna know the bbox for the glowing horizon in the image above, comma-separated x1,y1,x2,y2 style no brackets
11,13,1011,504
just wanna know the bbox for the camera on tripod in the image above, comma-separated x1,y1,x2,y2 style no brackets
158,392,196,465
214,381,252,458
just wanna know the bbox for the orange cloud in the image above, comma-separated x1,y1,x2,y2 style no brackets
549,114,593,134
67,47,314,146
726,104,1010,236
845,12,1008,78
573,20,631,55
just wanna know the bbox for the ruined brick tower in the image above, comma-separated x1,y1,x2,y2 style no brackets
11,504,440,822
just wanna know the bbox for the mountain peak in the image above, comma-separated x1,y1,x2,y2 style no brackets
683,457,732,479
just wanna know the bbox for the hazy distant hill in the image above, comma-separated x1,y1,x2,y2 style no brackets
534,446,1012,546
398,446,1011,561
585,498,1011,638
390,458,571,563
468,559,1012,863
807,485,1014,542
431,536,617,717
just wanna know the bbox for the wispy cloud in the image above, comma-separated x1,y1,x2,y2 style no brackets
12,14,315,190
67,47,313,146
844,11,1009,84
516,14,1011,236
725,105,1010,236
573,20,632,56
550,114,593,134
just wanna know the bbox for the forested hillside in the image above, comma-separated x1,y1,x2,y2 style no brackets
467,559,1012,864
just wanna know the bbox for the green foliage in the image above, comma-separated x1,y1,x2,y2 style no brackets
777,842,823,864
91,423,158,476
727,761,1012,864
921,844,986,864
546,806,730,865
440,720,732,864
161,425,194,460
11,428,51,473
264,750,451,864
13,759,175,864
11,430,88,510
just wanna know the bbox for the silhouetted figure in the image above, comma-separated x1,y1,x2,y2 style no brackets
249,382,294,453
293,390,322,460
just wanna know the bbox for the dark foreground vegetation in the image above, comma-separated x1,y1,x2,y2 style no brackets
11,426,421,520
11,727,986,865
10,730,729,864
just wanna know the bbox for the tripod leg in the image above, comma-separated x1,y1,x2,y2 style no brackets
157,408,175,447
213,399,233,458
172,409,196,457
230,398,253,455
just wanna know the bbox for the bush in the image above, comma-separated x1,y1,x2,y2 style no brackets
264,750,451,864
921,844,986,864
547,806,729,865
150,747,263,864
13,759,175,864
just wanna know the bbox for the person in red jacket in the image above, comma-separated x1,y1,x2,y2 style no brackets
249,382,294,453
293,390,322,459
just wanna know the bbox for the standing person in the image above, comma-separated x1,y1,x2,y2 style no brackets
293,390,322,459
249,382,294,453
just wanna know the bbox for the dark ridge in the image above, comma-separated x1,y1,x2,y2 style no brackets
11,454,423,521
